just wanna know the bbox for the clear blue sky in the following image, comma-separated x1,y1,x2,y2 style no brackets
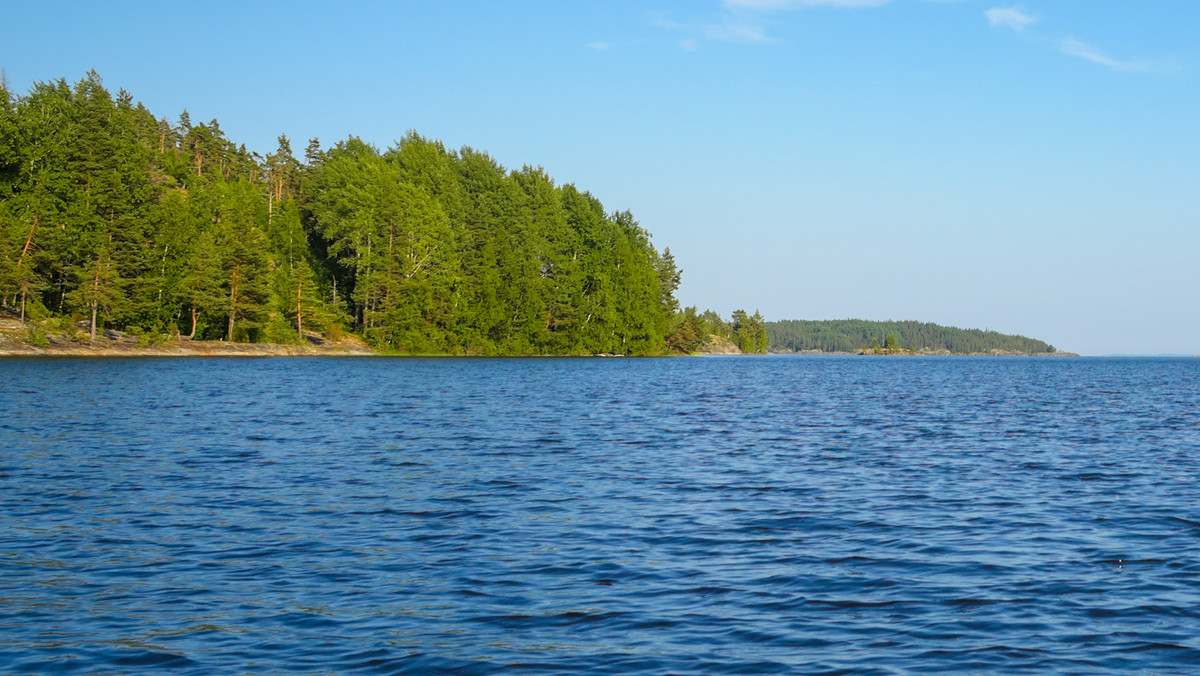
4,1,1197,355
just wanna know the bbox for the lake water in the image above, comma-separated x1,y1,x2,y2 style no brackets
2,356,1199,674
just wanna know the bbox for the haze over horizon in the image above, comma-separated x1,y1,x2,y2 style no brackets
4,1,1196,356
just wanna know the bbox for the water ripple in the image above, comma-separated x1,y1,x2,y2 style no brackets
1,356,1199,673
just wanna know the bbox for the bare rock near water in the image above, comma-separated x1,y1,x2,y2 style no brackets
0,316,375,357
696,334,742,355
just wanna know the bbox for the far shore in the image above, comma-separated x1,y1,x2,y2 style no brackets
775,348,1080,357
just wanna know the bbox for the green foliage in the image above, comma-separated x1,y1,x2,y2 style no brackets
768,319,1056,355
732,309,768,354
324,321,343,342
666,306,704,354
701,310,731,339
133,328,169,348
67,247,127,339
0,72,684,354
261,312,299,345
26,325,50,347
177,230,225,339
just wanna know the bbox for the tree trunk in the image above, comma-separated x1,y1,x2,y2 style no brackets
296,279,303,340
227,266,240,341
15,213,35,324
90,270,100,340
19,214,36,260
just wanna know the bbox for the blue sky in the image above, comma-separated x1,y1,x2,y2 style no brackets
3,1,1197,355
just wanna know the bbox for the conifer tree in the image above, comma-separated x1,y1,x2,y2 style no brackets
69,247,125,340
177,231,224,339
289,260,324,340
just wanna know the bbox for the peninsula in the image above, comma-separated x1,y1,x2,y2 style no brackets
768,319,1074,356
1,74,1069,359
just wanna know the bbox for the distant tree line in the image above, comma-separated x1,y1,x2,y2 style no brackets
767,319,1056,354
0,72,691,354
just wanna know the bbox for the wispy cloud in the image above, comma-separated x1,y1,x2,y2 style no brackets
586,41,609,51
647,13,684,31
655,0,886,51
985,7,1035,31
1059,38,1147,72
648,11,776,50
703,21,776,45
984,6,1164,73
724,0,890,9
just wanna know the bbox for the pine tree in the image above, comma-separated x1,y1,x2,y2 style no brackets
290,260,323,340
68,247,125,340
222,225,271,341
177,231,224,339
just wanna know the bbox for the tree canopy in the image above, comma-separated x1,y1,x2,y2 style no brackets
0,73,682,355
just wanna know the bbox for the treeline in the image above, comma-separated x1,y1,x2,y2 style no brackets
0,72,683,354
768,319,1056,354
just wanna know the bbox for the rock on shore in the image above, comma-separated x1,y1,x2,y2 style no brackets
0,317,374,358
696,334,742,355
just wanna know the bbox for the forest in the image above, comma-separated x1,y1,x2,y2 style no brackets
5,73,1041,359
767,319,1056,355
0,71,749,355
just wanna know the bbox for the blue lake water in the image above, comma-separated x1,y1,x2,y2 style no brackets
1,356,1199,674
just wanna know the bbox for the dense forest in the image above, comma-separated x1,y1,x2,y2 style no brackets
5,73,1038,359
0,71,735,355
768,319,1056,355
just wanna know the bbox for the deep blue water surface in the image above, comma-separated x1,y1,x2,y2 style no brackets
2,356,1199,674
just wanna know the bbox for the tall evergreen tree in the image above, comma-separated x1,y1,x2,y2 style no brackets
177,230,225,339
68,247,125,340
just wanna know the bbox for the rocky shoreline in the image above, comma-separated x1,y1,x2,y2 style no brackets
0,316,1079,359
775,348,1080,357
0,318,375,358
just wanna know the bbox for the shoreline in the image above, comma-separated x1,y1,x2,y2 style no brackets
0,346,1084,359
0,317,375,358
0,339,377,358
0,318,1079,359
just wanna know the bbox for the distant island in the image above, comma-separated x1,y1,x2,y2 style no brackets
768,319,1074,356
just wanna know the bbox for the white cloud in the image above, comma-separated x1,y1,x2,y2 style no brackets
675,0,884,49
647,13,685,31
985,7,1035,31
703,21,776,44
724,0,890,9
983,7,1165,73
586,41,609,50
1060,38,1146,72
649,10,775,50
